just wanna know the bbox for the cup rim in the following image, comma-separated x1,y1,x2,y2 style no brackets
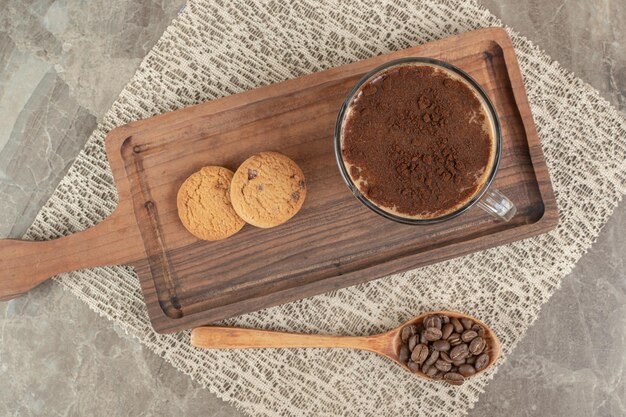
333,57,503,225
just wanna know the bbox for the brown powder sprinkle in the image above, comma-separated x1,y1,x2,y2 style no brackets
341,64,495,218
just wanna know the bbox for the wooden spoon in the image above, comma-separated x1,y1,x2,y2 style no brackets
191,310,500,382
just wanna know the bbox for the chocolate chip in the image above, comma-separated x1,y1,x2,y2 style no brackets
247,169,258,180
291,191,300,202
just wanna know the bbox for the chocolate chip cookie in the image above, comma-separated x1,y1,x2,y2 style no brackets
230,152,306,228
177,166,245,240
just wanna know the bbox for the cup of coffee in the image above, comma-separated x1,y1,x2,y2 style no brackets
334,57,516,224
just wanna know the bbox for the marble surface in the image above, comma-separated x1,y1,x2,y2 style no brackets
0,0,624,416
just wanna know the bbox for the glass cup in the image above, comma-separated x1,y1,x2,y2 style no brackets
334,57,516,225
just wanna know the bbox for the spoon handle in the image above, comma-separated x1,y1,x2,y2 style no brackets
191,326,387,352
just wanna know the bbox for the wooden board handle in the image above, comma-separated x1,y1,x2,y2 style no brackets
191,326,388,353
0,205,143,301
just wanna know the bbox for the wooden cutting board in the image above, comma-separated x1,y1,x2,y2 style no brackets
0,28,558,333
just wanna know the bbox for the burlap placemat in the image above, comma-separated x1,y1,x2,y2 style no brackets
24,1,626,416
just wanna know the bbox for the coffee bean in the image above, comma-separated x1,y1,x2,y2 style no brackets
433,340,450,352
469,336,486,355
461,318,473,330
461,330,478,342
398,313,492,382
435,359,452,372
401,325,416,342
458,364,476,377
443,372,464,385
450,343,469,361
399,345,410,363
472,324,485,338
411,344,429,364
424,327,442,341
451,318,464,333
401,326,411,342
407,360,420,373
424,315,442,330
426,365,438,377
425,349,439,366
448,333,462,346
474,353,490,371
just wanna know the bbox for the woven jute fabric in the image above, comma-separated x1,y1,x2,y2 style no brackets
24,1,626,416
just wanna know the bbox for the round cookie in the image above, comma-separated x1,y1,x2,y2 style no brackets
230,152,307,228
177,166,245,240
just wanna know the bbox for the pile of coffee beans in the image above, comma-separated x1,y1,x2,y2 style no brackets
398,314,490,385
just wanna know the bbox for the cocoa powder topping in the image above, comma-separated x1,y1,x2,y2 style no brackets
341,64,495,218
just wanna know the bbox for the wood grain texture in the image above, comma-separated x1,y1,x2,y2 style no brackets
190,310,501,381
0,28,558,333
